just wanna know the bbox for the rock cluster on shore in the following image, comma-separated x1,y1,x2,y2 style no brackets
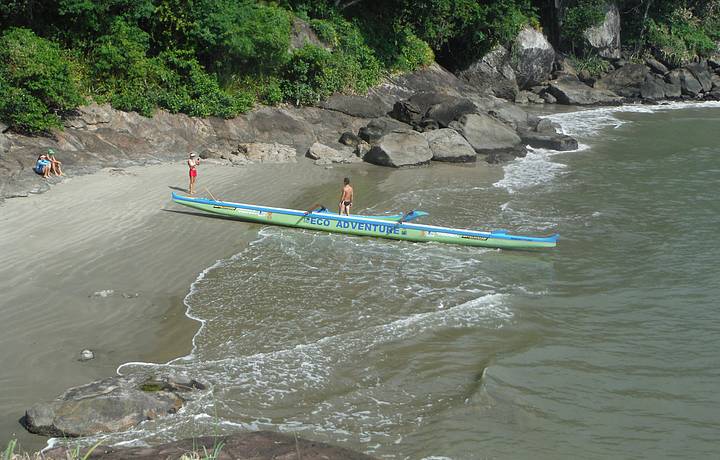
1,61,579,201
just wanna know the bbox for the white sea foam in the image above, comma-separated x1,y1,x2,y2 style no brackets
495,101,720,194
493,146,568,194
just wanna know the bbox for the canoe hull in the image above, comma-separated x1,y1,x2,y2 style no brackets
171,193,558,250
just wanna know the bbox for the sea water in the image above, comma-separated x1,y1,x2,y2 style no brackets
104,102,720,458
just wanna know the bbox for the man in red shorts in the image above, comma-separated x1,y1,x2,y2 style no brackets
187,152,200,194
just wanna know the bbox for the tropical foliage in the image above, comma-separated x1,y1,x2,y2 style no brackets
0,0,718,132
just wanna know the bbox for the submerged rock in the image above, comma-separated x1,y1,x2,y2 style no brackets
43,431,377,460
21,373,207,437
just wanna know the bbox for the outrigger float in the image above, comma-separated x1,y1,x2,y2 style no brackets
171,193,559,250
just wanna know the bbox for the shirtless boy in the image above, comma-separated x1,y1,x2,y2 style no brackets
339,177,353,215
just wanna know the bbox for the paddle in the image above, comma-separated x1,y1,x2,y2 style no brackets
205,187,218,201
304,203,327,215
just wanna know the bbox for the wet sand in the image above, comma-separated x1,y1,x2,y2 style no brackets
0,160,351,451
0,158,502,452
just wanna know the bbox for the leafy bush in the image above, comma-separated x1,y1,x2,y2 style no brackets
193,0,292,76
568,54,612,77
646,7,716,66
281,45,339,105
92,19,249,118
0,28,84,133
309,19,339,46
393,27,435,72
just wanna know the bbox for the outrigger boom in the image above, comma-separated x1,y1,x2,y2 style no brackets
171,192,558,250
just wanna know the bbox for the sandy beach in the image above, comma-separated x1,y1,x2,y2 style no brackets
0,156,502,451
0,159,347,450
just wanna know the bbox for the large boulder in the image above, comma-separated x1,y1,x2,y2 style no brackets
663,71,683,98
423,128,477,162
317,94,390,118
671,69,703,96
594,63,650,98
246,107,315,155
512,26,555,88
363,131,433,167
685,61,713,93
22,373,206,437
640,73,667,100
236,142,297,163
457,45,519,101
583,2,621,59
449,113,523,157
645,58,669,75
547,75,623,105
306,142,361,165
390,92,476,128
43,431,376,460
358,117,412,144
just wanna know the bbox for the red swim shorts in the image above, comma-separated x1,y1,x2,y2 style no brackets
189,169,197,177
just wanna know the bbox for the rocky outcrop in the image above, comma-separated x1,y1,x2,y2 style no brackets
363,131,433,167
43,431,376,460
390,92,477,129
236,142,296,163
594,64,650,98
457,45,519,100
358,117,412,144
423,128,477,162
1,62,581,200
21,373,207,437
449,113,524,161
512,26,555,88
673,68,704,96
547,75,623,105
584,2,621,59
318,94,390,118
686,61,714,93
640,73,668,100
290,17,330,51
306,142,361,165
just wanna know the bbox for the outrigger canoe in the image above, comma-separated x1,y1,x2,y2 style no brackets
171,193,558,250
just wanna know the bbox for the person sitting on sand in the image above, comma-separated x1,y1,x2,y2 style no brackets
34,154,52,178
46,148,63,176
187,152,200,194
339,177,353,216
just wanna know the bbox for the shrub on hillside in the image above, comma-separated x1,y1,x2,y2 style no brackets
0,28,84,133
281,45,339,105
192,0,292,76
92,19,249,118
646,7,716,66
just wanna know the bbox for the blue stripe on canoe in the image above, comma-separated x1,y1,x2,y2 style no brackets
171,193,559,243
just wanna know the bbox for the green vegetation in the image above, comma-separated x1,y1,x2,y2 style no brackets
568,54,613,77
1,0,718,133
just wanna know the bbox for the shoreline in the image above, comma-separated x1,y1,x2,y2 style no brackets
0,159,367,451
3,99,719,452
